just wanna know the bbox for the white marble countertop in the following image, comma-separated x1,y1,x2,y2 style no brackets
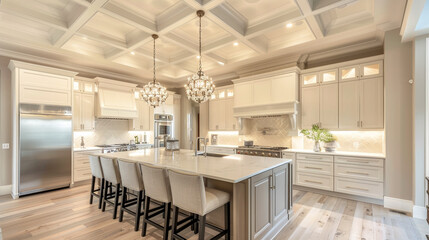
283,149,385,159
93,148,291,183
74,147,102,152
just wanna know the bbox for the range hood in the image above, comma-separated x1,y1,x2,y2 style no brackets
95,78,138,119
233,101,299,130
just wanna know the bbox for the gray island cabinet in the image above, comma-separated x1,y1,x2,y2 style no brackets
92,148,293,240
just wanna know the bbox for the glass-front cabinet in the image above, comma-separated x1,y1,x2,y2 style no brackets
74,78,96,93
339,66,359,81
320,69,338,84
301,73,318,87
340,60,383,81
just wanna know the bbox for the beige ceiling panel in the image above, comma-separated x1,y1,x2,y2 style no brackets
262,20,315,51
62,35,118,58
211,41,257,62
171,18,231,46
109,0,181,22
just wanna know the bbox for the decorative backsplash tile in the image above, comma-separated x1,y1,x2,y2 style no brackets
73,119,153,148
209,116,384,154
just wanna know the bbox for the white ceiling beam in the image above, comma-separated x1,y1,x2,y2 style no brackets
100,2,156,33
181,0,203,10
245,10,304,38
295,0,324,39
311,0,359,15
207,4,267,53
202,35,236,52
78,28,128,49
53,0,109,47
157,3,196,33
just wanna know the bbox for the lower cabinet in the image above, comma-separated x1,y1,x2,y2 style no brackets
73,149,101,182
292,152,385,200
250,164,291,240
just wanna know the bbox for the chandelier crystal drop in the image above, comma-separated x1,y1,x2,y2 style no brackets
185,10,215,103
141,34,168,107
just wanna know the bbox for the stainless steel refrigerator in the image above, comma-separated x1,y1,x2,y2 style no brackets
19,104,72,196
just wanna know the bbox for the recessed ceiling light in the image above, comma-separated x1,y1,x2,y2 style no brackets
218,61,225,65
131,51,135,55
233,42,239,46
196,55,201,59
286,23,293,28
82,36,88,40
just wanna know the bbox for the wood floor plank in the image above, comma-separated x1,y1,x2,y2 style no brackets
1,185,428,240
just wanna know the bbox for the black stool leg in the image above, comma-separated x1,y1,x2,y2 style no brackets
98,178,105,209
102,180,109,212
225,202,231,240
170,206,179,240
142,195,150,237
112,183,120,219
119,187,127,222
134,190,143,231
163,202,171,240
198,215,206,240
193,214,198,234
90,176,95,204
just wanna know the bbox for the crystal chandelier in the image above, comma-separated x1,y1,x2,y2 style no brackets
185,10,215,103
141,34,168,107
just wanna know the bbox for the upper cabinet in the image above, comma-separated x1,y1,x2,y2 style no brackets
9,61,77,106
340,60,383,81
73,77,95,131
209,86,237,131
301,56,384,130
129,99,152,131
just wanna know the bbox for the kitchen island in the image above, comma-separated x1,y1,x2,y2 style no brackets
93,148,293,240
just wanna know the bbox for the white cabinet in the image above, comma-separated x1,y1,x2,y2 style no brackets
73,92,95,131
301,86,320,129
340,60,383,81
339,78,383,129
250,164,291,240
129,99,152,131
234,82,253,107
360,78,383,129
302,57,384,130
209,86,237,131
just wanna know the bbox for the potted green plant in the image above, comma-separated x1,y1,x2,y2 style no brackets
300,124,336,152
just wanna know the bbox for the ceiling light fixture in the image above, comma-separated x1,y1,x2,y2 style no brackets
185,10,215,104
196,55,201,59
233,42,239,46
131,51,135,55
286,23,293,28
218,61,225,65
141,34,168,107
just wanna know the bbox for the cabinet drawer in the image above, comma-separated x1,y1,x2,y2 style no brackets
296,153,333,163
296,160,333,176
74,168,92,182
335,163,383,182
335,156,383,167
296,172,333,191
282,153,295,160
74,158,90,169
335,177,383,199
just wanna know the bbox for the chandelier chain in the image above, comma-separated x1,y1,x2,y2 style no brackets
153,35,156,83
199,13,202,75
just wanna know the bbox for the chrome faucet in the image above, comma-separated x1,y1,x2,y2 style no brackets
195,137,207,157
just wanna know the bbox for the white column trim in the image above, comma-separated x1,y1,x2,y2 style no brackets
413,205,427,219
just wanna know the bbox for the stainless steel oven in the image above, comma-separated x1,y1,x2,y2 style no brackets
154,114,173,148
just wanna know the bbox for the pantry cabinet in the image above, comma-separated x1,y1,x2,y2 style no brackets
301,86,319,129
73,92,95,131
209,86,237,131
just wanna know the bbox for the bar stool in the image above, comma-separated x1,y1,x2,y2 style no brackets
89,155,105,209
169,170,231,240
117,159,145,231
99,157,122,219
140,163,173,239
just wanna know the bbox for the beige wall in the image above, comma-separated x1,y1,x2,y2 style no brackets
0,56,12,186
384,29,413,201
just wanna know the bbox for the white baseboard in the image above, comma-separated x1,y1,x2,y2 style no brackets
413,205,426,219
0,185,12,196
384,196,413,213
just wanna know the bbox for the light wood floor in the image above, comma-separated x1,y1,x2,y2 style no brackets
0,185,427,240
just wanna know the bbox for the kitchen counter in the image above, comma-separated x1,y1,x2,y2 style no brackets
73,147,102,152
207,144,238,148
283,149,385,159
94,148,291,183
91,148,292,240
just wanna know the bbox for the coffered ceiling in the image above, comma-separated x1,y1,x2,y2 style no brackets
0,0,405,86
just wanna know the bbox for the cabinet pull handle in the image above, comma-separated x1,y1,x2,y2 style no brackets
304,156,323,159
346,171,369,175
345,186,369,191
304,180,322,184
304,166,323,170
347,160,370,164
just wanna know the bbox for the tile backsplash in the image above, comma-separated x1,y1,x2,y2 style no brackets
73,119,153,148
208,116,385,154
